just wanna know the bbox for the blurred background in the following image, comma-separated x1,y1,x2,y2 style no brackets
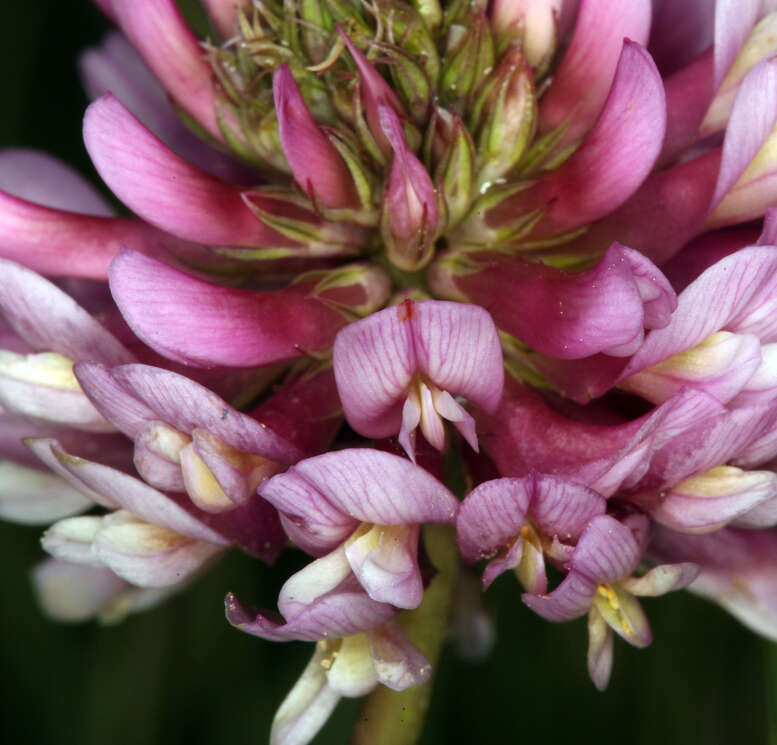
0,2,775,744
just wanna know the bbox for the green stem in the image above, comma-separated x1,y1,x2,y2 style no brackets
350,524,459,745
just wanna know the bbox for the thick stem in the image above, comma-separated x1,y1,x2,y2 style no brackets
350,524,459,745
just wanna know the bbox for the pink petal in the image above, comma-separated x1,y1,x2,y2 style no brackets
621,247,777,378
493,40,666,237
79,32,253,183
648,0,714,75
108,0,224,141
201,0,246,37
538,0,652,143
83,94,288,247
333,300,503,439
713,0,764,88
568,515,642,582
261,449,458,555
273,64,357,209
108,249,345,368
522,571,598,622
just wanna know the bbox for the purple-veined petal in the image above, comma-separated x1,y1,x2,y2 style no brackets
274,65,357,209
83,95,288,247
528,475,607,540
0,258,134,365
622,248,777,380
456,476,531,564
568,515,642,582
538,0,652,143
107,0,224,141
367,621,432,691
522,570,598,622
225,584,396,642
0,460,93,525
713,0,764,88
650,525,777,641
80,363,303,462
333,300,503,439
25,438,229,546
261,449,458,555
108,249,346,368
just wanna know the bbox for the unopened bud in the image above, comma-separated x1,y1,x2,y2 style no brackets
471,46,536,188
490,0,560,75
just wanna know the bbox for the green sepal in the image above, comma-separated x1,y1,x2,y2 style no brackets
373,41,433,125
439,10,494,110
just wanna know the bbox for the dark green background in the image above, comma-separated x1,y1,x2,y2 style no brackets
0,2,774,743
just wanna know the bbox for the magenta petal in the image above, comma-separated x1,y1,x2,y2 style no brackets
108,249,345,368
107,0,224,141
538,0,652,142
0,259,134,365
261,449,458,555
83,94,283,247
273,65,356,209
528,475,607,541
79,33,251,183
648,0,713,75
509,40,666,236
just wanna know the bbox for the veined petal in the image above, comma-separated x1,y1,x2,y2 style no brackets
569,515,642,582
108,0,224,141
262,449,457,555
0,258,133,365
622,248,777,378
522,571,598,622
538,0,652,142
333,300,503,439
274,65,357,209
108,249,345,368
83,95,288,247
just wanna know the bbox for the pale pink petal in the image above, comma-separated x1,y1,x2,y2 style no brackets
0,460,93,525
0,258,133,365
367,620,432,690
0,148,114,215
108,249,345,368
261,449,458,555
714,0,764,88
522,571,598,622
